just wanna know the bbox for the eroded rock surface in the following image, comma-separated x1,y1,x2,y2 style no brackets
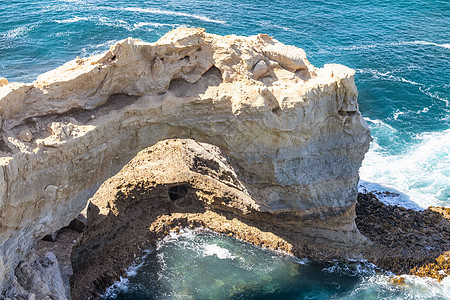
2,250,66,300
0,78,8,88
0,28,370,291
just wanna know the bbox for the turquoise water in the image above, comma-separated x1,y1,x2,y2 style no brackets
1,0,449,298
103,230,450,299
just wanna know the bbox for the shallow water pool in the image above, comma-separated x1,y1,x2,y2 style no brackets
103,230,450,300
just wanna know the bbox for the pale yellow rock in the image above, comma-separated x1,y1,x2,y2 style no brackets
0,28,371,291
0,77,8,87
262,43,308,71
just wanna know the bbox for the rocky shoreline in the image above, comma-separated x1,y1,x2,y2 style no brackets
0,28,448,299
6,140,448,299
23,139,446,299
68,138,363,299
71,196,449,298
355,193,450,280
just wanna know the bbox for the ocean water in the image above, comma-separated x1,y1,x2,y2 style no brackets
1,0,449,298
103,230,450,300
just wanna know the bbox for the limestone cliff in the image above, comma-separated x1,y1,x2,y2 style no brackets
0,27,371,291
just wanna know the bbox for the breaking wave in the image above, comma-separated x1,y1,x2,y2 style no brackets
355,68,422,86
345,274,450,299
133,22,182,29
54,16,89,23
356,68,449,107
360,121,450,208
100,6,226,24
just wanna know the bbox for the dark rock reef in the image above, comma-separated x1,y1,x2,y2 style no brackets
356,193,450,280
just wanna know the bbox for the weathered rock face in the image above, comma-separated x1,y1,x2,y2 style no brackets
0,27,371,291
2,250,67,300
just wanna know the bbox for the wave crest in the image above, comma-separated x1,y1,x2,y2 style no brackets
99,6,226,24
338,40,450,51
360,128,450,208
1,25,36,39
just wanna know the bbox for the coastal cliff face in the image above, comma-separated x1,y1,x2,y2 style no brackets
0,28,370,291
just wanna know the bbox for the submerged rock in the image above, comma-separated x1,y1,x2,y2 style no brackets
0,28,371,292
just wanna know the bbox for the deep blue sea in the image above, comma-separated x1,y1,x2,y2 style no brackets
1,0,449,298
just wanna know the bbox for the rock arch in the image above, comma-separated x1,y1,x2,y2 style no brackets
0,28,370,291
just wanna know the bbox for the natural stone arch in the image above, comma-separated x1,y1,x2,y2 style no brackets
0,28,370,291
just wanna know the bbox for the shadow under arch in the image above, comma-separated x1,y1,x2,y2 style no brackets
68,137,368,299
68,141,450,298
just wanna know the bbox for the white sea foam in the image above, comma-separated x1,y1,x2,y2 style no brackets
102,276,130,298
101,248,152,298
54,15,140,32
1,25,36,39
358,180,423,210
40,4,73,13
392,110,405,120
133,21,182,29
80,39,117,57
363,117,397,132
256,21,305,35
202,244,236,260
441,114,450,122
60,0,85,3
419,86,449,107
100,6,226,24
338,40,450,51
322,260,377,277
347,274,450,299
360,125,450,208
95,17,135,31
401,41,450,50
418,107,430,114
356,68,449,106
126,7,226,24
355,68,422,86
48,31,75,38
54,16,89,23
